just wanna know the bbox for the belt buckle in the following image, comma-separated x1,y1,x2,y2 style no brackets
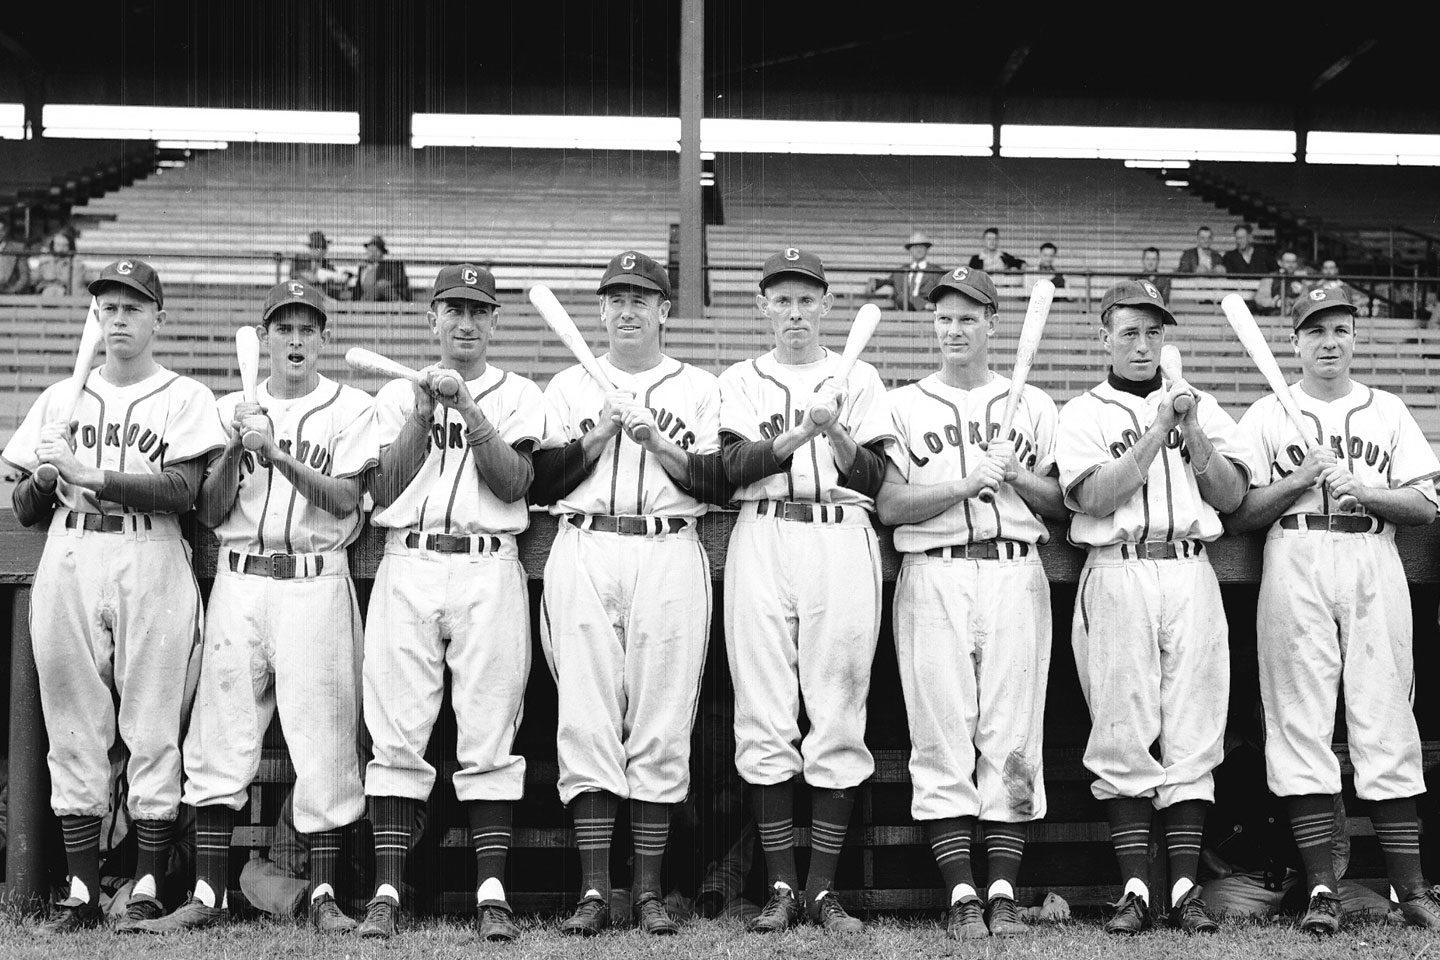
782,502,811,522
269,554,297,579
617,516,648,536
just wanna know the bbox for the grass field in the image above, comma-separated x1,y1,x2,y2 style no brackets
3,914,1438,960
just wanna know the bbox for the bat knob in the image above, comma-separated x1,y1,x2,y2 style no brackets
242,431,266,452
1172,393,1195,415
33,464,59,485
432,373,462,398
629,424,653,444
809,406,834,427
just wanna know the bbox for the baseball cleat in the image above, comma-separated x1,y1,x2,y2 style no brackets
945,896,988,940
634,893,679,935
476,900,520,942
560,894,610,936
38,897,104,935
986,894,1029,936
1168,886,1218,934
356,895,399,939
1104,891,1152,935
310,893,357,933
748,883,801,933
113,894,164,934
812,892,865,933
1399,887,1440,929
133,896,224,934
1299,891,1342,935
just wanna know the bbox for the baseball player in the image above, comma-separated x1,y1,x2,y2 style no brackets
531,251,728,936
717,247,894,933
354,264,543,943
1226,287,1440,934
874,267,1065,940
1054,280,1249,936
135,280,372,934
2,258,226,933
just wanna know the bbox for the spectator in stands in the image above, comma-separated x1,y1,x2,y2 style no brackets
1221,224,1277,276
1033,242,1066,290
34,229,86,298
289,231,349,299
1177,226,1226,275
0,220,32,294
887,231,945,310
969,228,1024,273
1257,251,1309,317
1132,247,1171,304
350,235,410,302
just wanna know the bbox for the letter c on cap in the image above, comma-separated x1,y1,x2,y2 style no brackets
462,268,478,285
621,254,636,271
1142,281,1160,299
1310,289,1326,301
117,260,134,275
952,267,968,280
288,281,305,297
784,248,800,261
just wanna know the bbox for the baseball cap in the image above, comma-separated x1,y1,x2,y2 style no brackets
597,250,671,300
927,265,998,307
905,230,932,249
759,247,828,292
431,263,500,306
1291,285,1358,329
262,279,329,323
89,257,164,308
1100,279,1175,325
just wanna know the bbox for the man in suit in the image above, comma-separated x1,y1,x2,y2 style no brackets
888,231,945,311
1221,225,1277,276
1132,247,1172,304
1177,227,1226,275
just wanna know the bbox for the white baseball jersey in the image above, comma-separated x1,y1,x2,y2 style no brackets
1238,381,1440,519
542,354,720,517
368,366,545,535
1055,381,1250,546
210,375,375,554
3,366,227,516
718,349,894,508
886,373,1058,551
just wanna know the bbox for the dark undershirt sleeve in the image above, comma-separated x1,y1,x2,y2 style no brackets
721,433,793,488
529,439,593,507
11,475,59,528
97,457,206,513
676,450,733,506
836,440,888,499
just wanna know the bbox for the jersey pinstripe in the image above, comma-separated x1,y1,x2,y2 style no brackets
210,375,375,554
886,373,1058,551
2,366,225,513
1055,380,1249,546
542,354,720,518
718,349,894,509
368,365,545,535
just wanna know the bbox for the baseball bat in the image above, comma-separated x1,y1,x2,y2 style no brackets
344,348,462,397
529,284,651,443
1221,294,1357,511
1159,344,1195,416
235,326,265,451
34,299,104,486
809,302,882,427
979,279,1055,502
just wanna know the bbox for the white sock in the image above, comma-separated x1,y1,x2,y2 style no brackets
132,874,157,900
1123,877,1149,902
194,879,217,908
375,883,401,903
1311,883,1334,899
950,882,978,905
988,880,1014,902
1170,877,1194,907
477,877,506,903
68,877,91,904
813,889,829,903
583,887,603,900
772,881,792,894
311,883,334,902
1390,885,1400,903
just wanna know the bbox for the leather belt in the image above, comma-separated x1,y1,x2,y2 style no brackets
1119,539,1205,561
405,532,502,554
1279,513,1384,534
228,552,323,580
757,500,846,523
567,515,688,536
64,513,128,533
925,541,1031,560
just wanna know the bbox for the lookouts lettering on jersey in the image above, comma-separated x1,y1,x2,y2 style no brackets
887,373,1058,551
542,354,720,518
211,375,375,555
368,365,545,536
1055,380,1250,547
718,349,895,509
1,366,225,516
1239,381,1440,522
